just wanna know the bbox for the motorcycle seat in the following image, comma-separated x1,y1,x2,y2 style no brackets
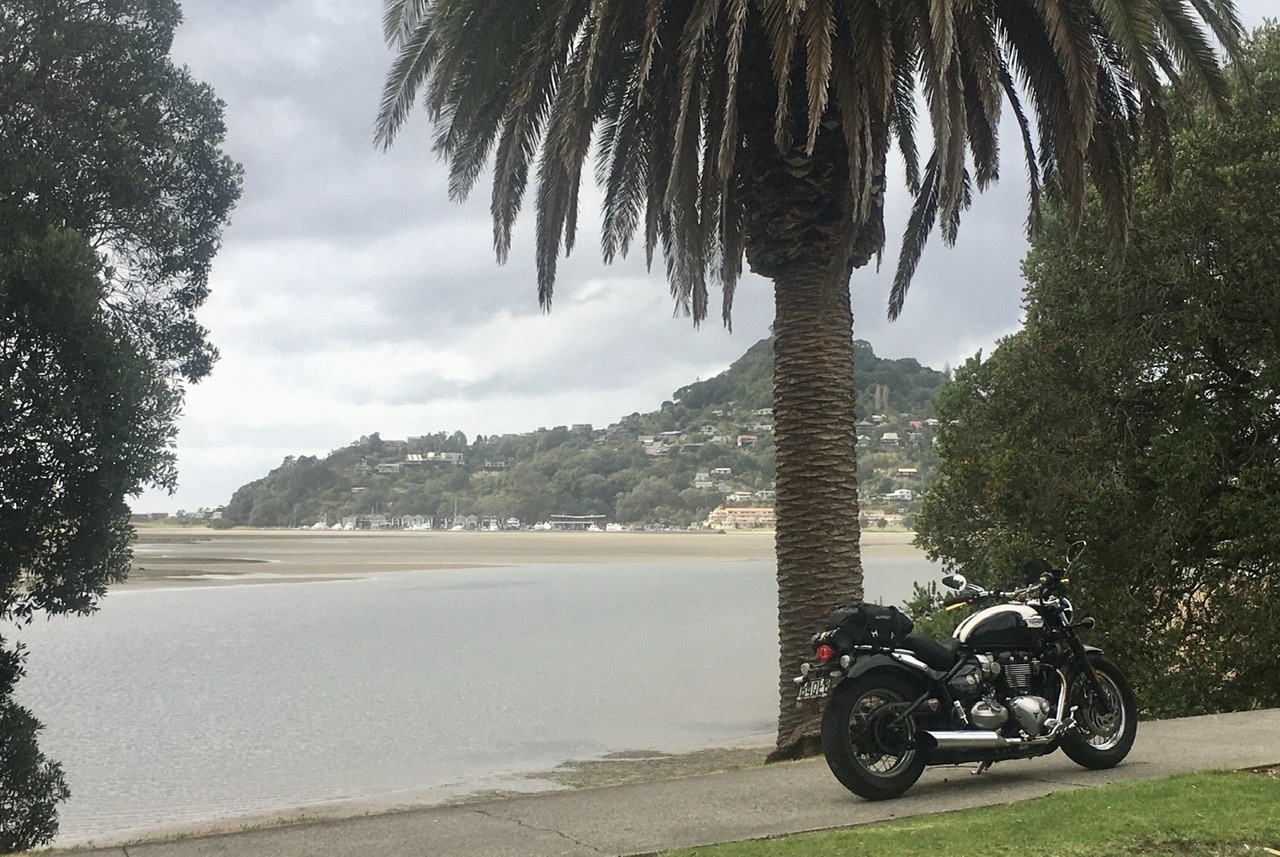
903,634,961,671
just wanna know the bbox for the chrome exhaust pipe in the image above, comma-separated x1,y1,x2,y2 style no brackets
918,730,1011,750
918,730,1057,750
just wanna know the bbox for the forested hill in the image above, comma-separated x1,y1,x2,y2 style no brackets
674,337,947,418
214,338,947,529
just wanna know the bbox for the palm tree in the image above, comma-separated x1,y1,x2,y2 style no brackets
376,0,1241,756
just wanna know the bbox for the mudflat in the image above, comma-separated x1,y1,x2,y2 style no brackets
125,528,921,589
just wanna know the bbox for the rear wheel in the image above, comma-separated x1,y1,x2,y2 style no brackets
821,672,926,800
1060,654,1137,770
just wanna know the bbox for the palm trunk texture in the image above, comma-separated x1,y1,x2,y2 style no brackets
740,116,877,760
768,275,863,758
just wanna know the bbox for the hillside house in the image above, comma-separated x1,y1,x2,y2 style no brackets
706,506,777,529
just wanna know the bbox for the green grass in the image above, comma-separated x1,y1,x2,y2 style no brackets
666,772,1280,857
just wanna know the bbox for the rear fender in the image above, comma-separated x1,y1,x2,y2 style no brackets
839,656,930,699
844,653,931,684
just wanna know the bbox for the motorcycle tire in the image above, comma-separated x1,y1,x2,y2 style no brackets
821,672,926,801
1060,653,1138,770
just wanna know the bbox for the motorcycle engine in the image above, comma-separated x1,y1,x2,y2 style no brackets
970,698,1008,729
952,653,1055,736
1009,696,1052,735
998,654,1053,735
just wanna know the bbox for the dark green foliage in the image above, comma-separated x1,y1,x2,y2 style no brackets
224,339,945,528
674,338,947,420
0,226,169,851
900,581,965,640
0,0,243,383
0,646,69,853
0,229,174,620
0,1,241,847
917,26,1280,717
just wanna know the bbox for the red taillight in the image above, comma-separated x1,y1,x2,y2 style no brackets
815,644,836,663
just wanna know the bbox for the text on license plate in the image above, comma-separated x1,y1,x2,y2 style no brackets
797,677,831,701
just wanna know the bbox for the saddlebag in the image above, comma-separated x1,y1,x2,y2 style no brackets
825,603,914,649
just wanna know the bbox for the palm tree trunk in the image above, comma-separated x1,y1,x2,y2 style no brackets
768,268,863,759
734,88,880,758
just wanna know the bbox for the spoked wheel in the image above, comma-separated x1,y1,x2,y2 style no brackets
821,673,926,800
1061,654,1138,770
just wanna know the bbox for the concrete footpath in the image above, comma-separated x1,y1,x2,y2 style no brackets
62,709,1280,857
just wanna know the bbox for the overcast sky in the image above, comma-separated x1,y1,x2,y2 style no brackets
133,0,1272,514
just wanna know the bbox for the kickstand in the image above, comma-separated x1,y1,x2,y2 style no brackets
973,761,993,776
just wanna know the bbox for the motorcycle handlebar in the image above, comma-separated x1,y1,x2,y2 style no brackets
939,562,1072,612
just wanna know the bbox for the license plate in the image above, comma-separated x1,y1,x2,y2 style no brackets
797,677,831,701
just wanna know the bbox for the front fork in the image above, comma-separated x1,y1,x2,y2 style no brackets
1064,628,1113,713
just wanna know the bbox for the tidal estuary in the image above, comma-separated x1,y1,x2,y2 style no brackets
12,536,935,843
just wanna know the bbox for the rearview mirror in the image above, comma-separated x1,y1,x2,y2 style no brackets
1066,540,1087,565
941,573,967,591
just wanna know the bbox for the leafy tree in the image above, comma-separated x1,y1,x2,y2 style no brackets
376,0,1239,754
0,0,240,846
0,645,67,853
917,24,1280,717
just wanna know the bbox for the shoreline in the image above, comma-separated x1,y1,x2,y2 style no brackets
50,727,1280,854
123,528,925,590
49,743,777,852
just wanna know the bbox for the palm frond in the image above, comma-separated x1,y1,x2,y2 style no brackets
374,0,1243,334
635,0,665,100
888,29,922,193
833,0,895,215
598,45,649,263
375,2,438,150
1025,0,1099,144
1183,0,1247,73
1087,44,1141,259
1155,0,1234,105
535,8,604,306
716,0,749,179
889,152,942,321
928,0,956,82
666,0,720,206
954,2,1003,189
998,66,1044,236
940,167,973,246
799,0,835,155
489,4,588,263
761,0,805,149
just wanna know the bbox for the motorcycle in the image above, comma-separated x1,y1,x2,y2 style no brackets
792,544,1137,800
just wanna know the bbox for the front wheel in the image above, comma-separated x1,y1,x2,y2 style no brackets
1060,654,1137,770
821,672,926,800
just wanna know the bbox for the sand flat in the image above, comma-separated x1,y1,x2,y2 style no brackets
125,528,922,589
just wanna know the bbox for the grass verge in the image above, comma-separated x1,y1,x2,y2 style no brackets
665,770,1280,857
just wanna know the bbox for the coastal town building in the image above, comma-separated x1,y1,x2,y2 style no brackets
706,506,777,529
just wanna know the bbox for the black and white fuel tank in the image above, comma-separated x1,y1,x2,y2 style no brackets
953,603,1046,650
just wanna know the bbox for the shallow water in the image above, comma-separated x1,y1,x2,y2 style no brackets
12,554,935,841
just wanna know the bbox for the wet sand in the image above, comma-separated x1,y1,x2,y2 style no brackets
125,527,923,589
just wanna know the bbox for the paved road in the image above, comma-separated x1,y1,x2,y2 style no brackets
60,709,1280,857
